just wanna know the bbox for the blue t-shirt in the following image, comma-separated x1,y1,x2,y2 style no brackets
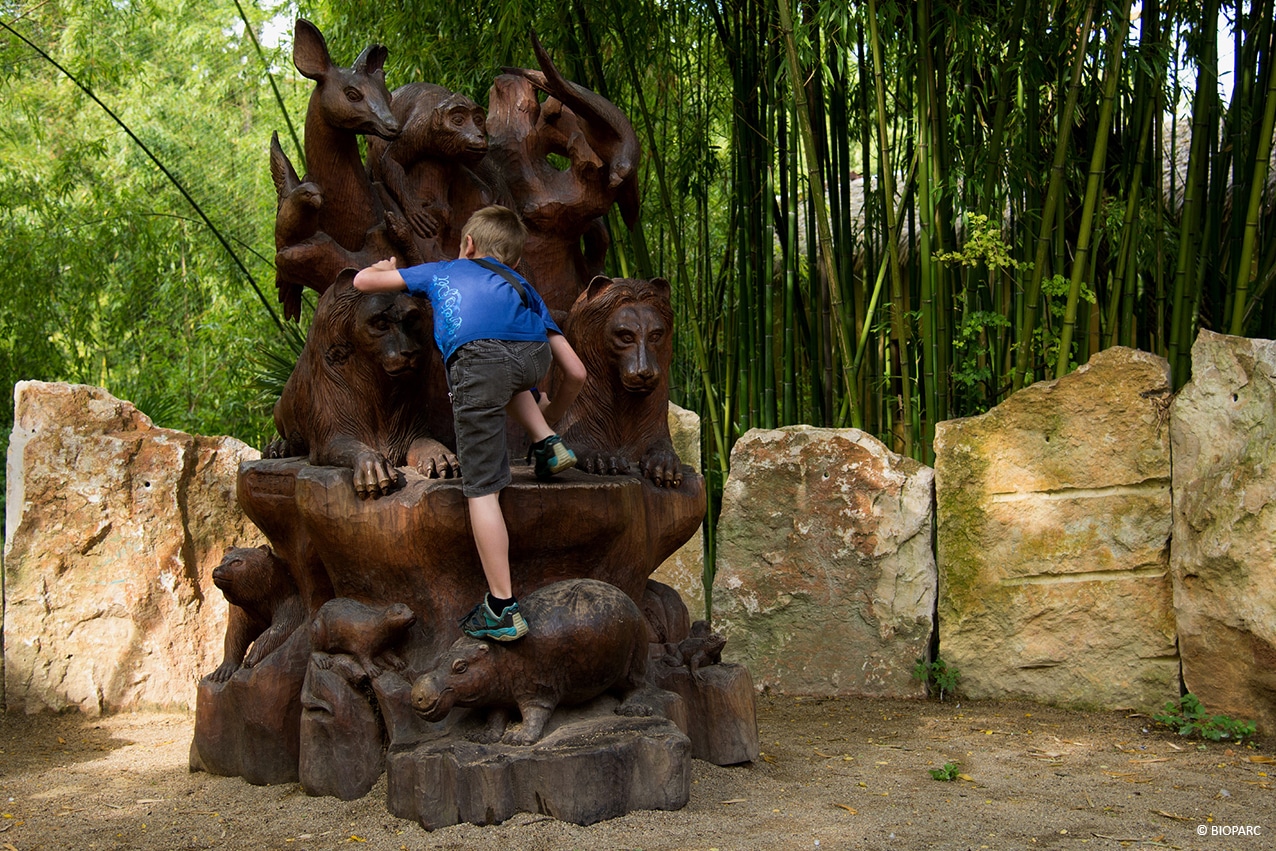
398,258,561,361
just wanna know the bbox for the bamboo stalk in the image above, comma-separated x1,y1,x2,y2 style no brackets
774,0,862,428
1012,0,1097,390
1228,17,1276,334
1056,1,1131,378
866,0,910,452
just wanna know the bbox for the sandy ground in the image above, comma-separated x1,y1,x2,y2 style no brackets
0,694,1272,851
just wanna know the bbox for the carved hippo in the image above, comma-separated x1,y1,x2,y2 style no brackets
410,578,648,745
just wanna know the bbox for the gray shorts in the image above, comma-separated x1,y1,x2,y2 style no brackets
448,338,551,498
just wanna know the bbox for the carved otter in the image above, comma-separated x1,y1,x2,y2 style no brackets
267,270,457,498
557,276,683,487
309,598,416,679
207,545,306,683
410,579,649,745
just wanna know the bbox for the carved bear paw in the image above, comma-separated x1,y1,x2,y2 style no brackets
206,661,241,683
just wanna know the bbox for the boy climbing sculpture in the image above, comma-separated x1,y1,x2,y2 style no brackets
354,205,587,641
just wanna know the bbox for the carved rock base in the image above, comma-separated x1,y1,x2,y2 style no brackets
386,700,690,828
190,628,310,785
650,662,759,765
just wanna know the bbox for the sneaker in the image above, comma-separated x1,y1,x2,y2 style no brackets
529,434,576,479
460,598,528,641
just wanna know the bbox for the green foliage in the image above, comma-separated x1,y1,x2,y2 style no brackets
933,215,1024,271
1,0,302,462
913,656,961,701
1153,694,1256,743
1034,274,1096,376
928,760,960,781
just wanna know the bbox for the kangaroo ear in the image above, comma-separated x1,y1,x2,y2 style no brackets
355,43,389,76
293,19,331,81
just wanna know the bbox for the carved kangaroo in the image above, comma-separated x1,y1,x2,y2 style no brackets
274,20,420,316
291,18,400,252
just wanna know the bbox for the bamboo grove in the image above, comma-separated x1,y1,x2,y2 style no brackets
5,1,1276,602
316,0,1276,451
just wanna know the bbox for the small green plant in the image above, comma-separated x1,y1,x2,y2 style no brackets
913,656,961,701
1153,694,1256,742
929,761,961,781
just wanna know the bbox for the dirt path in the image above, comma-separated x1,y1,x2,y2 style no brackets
1,695,1271,850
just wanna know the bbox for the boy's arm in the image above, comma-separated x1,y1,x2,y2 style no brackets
541,331,587,427
353,258,407,293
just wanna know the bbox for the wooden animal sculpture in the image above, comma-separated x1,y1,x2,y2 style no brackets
292,18,398,251
273,19,418,313
206,545,305,683
410,579,650,745
557,276,683,487
270,132,323,320
485,35,641,311
368,83,505,262
504,33,641,227
309,598,417,679
665,620,726,681
267,270,458,497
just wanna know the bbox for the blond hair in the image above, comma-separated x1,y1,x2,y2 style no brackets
462,205,527,265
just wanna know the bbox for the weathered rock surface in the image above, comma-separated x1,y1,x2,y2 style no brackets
1170,330,1276,733
4,381,262,713
650,402,706,619
713,427,935,697
934,347,1178,711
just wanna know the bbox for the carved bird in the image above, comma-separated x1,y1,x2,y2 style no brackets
270,131,324,320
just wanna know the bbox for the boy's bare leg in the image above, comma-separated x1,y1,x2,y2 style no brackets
506,391,554,443
467,493,513,599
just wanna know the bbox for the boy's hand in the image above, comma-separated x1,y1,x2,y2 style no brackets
369,257,398,272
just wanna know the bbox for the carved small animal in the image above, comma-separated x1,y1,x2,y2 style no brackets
267,270,458,497
310,598,416,678
368,83,498,260
207,545,305,683
558,276,683,487
270,131,324,320
410,579,649,745
672,620,726,679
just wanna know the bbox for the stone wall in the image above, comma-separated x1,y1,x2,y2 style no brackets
3,381,262,713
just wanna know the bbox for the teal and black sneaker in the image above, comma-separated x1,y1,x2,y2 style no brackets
460,598,528,642
529,434,576,479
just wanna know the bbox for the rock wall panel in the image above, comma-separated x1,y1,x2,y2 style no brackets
714,427,935,697
3,381,263,713
1170,330,1276,733
934,347,1179,711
